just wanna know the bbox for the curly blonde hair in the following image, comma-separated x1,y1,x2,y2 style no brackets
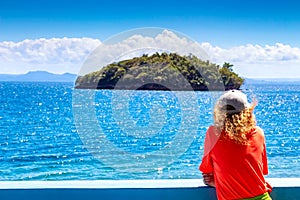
213,102,257,145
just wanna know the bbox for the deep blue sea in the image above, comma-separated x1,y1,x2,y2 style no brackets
0,82,299,180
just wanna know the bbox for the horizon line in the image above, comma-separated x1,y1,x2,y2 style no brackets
0,70,300,80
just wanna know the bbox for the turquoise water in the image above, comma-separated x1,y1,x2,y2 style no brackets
0,82,299,180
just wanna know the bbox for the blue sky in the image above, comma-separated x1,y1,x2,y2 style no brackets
1,0,300,47
0,0,300,77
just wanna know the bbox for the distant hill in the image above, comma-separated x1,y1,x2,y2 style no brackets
0,71,77,82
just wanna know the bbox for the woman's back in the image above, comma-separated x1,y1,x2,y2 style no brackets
199,90,272,200
201,126,271,199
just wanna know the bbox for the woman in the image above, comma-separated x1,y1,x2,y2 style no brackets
199,90,272,200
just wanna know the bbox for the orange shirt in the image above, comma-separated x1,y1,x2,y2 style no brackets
199,126,272,200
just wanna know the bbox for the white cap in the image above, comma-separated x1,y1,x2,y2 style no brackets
217,90,250,114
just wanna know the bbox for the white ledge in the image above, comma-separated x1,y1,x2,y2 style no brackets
267,178,300,187
0,178,299,189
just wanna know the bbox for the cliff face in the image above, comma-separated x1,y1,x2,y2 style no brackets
75,53,244,91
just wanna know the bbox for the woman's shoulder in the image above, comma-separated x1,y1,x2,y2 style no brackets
250,126,265,141
206,125,221,140
206,125,219,135
207,125,215,132
254,126,265,136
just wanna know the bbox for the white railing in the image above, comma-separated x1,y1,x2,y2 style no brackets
0,178,299,200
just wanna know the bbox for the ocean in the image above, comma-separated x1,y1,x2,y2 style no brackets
0,82,299,180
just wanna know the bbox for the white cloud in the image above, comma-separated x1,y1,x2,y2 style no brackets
0,30,299,78
201,42,300,63
0,37,101,74
79,30,210,75
199,42,300,78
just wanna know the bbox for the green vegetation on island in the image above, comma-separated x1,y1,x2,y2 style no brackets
75,52,244,91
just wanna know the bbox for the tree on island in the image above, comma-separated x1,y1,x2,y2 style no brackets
75,52,244,91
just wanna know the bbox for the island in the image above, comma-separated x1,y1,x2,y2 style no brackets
75,52,244,91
